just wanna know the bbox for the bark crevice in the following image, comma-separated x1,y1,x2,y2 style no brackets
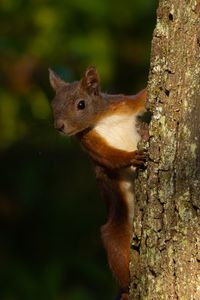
129,0,200,299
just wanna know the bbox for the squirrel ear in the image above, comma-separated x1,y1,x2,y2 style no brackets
49,68,66,91
81,66,100,95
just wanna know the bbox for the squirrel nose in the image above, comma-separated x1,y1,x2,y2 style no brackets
54,120,65,132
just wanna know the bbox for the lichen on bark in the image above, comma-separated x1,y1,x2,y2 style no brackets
129,0,200,299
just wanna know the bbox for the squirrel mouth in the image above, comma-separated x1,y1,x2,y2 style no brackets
68,127,91,137
64,126,92,137
66,129,82,136
57,129,76,137
67,131,77,136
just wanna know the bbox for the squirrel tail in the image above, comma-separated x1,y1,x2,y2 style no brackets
95,165,132,291
101,222,131,290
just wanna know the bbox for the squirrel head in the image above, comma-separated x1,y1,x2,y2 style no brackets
49,66,106,136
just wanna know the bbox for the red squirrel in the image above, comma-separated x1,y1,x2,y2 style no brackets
49,66,147,300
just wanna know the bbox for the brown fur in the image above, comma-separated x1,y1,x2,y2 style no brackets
94,89,146,122
78,129,146,170
49,66,147,299
95,165,131,288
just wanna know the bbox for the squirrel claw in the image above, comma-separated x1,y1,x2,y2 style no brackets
131,150,148,168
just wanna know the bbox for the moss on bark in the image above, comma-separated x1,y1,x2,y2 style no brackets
129,0,200,299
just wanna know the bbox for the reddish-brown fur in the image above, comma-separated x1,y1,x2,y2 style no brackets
49,66,147,300
95,165,131,288
78,129,146,170
95,89,147,122
78,120,145,292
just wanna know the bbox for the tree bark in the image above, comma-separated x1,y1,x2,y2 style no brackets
129,0,200,299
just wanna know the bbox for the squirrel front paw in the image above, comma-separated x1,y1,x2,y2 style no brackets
131,150,147,168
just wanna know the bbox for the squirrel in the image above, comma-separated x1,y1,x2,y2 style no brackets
49,66,147,300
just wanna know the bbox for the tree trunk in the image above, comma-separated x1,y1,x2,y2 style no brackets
129,0,200,299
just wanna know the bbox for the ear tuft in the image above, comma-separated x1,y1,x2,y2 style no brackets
49,68,66,91
81,65,100,95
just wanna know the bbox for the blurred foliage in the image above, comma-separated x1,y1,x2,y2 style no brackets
0,0,157,299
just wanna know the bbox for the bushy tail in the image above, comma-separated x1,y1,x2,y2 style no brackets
101,222,131,290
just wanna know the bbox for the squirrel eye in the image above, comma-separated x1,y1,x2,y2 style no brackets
77,100,85,110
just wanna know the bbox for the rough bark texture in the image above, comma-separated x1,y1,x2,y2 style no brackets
129,0,200,299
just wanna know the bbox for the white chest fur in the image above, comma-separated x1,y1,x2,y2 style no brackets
94,113,140,222
94,113,140,152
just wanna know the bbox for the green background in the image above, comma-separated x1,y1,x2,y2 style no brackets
0,1,157,299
